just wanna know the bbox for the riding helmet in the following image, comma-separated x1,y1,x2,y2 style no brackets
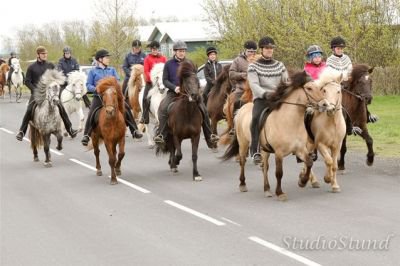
147,40,160,49
132,39,142,47
306,45,323,56
10,51,16,57
173,40,188,51
243,40,257,51
95,49,111,60
206,47,217,56
63,46,72,53
330,36,346,48
258,37,276,48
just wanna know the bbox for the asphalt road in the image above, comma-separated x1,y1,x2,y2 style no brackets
1,95,399,266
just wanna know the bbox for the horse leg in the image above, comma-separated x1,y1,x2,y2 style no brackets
55,132,63,151
105,142,118,185
338,136,347,170
275,155,287,201
261,151,272,197
192,134,201,181
78,107,84,132
168,140,178,173
361,127,375,166
297,149,313,188
330,147,341,193
43,134,52,167
173,136,182,166
319,144,340,192
238,138,249,192
92,136,102,176
115,138,125,176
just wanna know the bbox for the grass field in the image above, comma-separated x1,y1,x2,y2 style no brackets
347,95,400,158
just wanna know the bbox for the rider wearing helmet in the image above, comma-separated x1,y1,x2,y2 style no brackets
202,46,222,105
248,36,289,164
304,45,326,80
16,46,78,141
153,40,219,149
122,39,146,95
81,48,143,146
139,40,167,125
7,51,19,84
326,36,352,81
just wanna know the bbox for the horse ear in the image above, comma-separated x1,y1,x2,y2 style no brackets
368,67,374,73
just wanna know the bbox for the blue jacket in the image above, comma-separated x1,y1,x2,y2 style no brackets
122,51,146,79
86,66,120,94
163,57,182,92
57,57,80,77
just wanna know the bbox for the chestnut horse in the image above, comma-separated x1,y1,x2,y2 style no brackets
91,77,126,185
0,63,10,97
156,61,203,181
222,71,331,200
128,64,145,120
338,64,375,170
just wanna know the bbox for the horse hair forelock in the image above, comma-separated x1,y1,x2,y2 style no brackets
178,60,196,80
34,69,65,104
150,63,164,84
350,64,370,84
96,77,125,115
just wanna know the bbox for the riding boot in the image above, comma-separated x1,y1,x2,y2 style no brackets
57,103,78,138
82,94,91,108
154,108,168,144
199,103,219,148
16,101,35,141
7,68,14,85
140,82,152,124
122,79,129,97
250,119,261,165
124,102,143,139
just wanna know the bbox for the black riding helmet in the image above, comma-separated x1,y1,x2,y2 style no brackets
95,49,111,60
258,36,275,48
330,36,346,48
206,46,217,56
244,40,257,51
147,40,160,49
63,46,72,53
132,39,141,47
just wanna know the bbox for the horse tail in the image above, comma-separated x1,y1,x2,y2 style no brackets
224,94,234,131
221,133,239,161
29,124,43,149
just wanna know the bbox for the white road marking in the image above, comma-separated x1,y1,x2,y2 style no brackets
249,236,321,266
108,176,151,194
23,137,30,142
0,127,13,134
221,217,242,226
164,200,225,226
50,149,63,156
69,158,97,171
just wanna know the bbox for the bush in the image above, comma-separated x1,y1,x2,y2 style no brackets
372,67,400,95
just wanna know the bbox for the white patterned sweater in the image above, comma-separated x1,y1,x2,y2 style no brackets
326,54,353,81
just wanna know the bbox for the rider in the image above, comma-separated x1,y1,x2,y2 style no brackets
139,40,167,124
202,46,222,105
248,37,289,164
81,49,143,146
327,36,378,124
304,45,326,80
7,51,25,85
153,40,219,148
122,39,146,96
16,46,78,141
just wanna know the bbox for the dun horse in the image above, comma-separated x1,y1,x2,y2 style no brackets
90,77,126,185
339,64,375,170
128,64,145,120
29,69,65,167
156,61,203,181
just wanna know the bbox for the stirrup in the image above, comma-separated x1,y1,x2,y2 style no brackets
210,134,219,142
252,152,262,165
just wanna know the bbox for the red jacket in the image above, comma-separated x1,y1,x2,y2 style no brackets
144,53,167,83
304,61,326,80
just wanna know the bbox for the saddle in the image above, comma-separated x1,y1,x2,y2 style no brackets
89,106,103,129
258,106,275,153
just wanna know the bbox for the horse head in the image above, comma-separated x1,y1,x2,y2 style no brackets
96,77,124,117
178,60,200,102
35,69,65,106
314,69,343,116
348,64,374,104
67,71,87,101
151,63,166,94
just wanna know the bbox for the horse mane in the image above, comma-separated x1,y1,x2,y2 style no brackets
178,60,197,83
266,71,312,110
67,71,87,94
96,77,125,115
34,69,66,104
213,64,231,94
150,63,164,84
0,63,10,73
350,64,371,86
128,64,144,97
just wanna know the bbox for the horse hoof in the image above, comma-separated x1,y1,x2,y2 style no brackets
171,168,178,173
338,165,345,171
115,169,121,176
264,190,273,197
63,132,68,137
298,179,307,188
239,185,248,192
331,187,341,193
193,176,202,181
56,145,62,151
34,157,39,162
44,162,52,168
277,193,288,201
110,179,118,185
311,181,320,188
96,170,102,176
324,176,331,183
367,157,374,166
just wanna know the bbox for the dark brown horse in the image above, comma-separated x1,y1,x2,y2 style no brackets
339,64,375,170
91,77,126,185
156,61,203,181
206,64,232,136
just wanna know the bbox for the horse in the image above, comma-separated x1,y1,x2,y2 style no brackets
90,77,126,185
28,69,66,167
7,58,24,102
156,60,203,181
338,64,375,170
0,63,10,98
138,63,167,148
127,64,145,120
60,71,87,135
222,71,332,200
206,64,232,137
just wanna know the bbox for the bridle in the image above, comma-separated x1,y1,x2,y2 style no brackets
100,87,117,112
62,83,83,103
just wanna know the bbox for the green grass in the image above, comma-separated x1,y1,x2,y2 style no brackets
347,95,400,158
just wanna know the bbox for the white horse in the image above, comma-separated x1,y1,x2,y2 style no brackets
60,71,87,135
138,63,167,148
7,58,24,102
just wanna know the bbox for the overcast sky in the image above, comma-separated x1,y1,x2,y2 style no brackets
0,0,205,51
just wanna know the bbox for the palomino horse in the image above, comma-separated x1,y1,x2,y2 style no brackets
91,77,126,185
127,64,145,120
29,69,65,167
138,63,166,148
206,64,232,137
338,64,375,170
0,63,10,98
156,61,203,181
7,58,24,102
61,71,87,135
222,71,331,200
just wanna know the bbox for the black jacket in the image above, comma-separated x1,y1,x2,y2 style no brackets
25,60,55,93
204,60,222,88
57,57,79,77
